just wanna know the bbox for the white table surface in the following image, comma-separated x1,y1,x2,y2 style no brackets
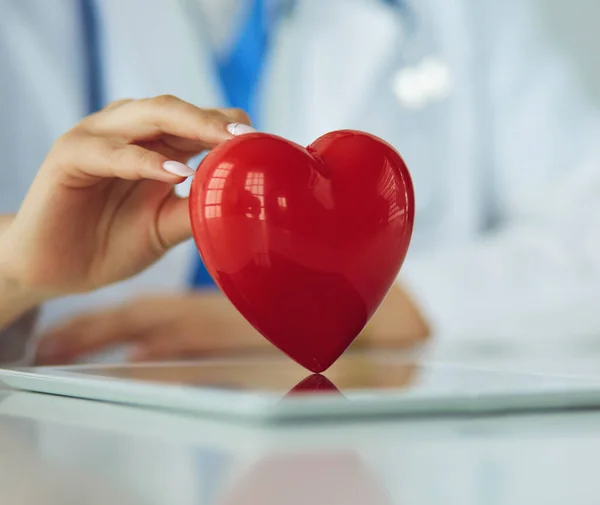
4,343,600,505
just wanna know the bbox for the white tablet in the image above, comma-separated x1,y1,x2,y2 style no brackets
2,351,600,422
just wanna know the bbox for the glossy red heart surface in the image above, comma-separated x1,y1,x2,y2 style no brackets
189,130,414,373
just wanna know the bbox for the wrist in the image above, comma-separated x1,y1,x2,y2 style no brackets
0,215,15,243
0,238,47,329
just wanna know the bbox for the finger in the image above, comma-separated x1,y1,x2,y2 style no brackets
102,98,134,111
220,107,252,126
35,301,166,364
53,134,193,185
35,309,134,365
136,138,201,163
85,96,254,146
127,330,243,362
128,322,273,362
138,109,252,160
128,332,204,362
129,336,279,362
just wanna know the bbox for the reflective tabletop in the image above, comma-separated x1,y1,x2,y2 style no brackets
3,342,600,505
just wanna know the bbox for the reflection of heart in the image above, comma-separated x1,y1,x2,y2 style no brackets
220,453,393,505
287,374,342,395
190,130,414,373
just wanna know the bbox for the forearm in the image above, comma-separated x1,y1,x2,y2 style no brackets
0,272,40,331
0,305,39,364
0,215,14,236
0,225,43,330
0,215,39,364
0,266,41,364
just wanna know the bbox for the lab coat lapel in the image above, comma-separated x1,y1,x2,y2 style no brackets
262,0,401,144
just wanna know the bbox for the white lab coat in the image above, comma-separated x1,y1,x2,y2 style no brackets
2,0,600,350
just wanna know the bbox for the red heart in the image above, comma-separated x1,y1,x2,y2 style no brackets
189,130,414,373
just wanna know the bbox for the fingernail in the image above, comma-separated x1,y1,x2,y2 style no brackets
227,123,257,136
162,161,195,177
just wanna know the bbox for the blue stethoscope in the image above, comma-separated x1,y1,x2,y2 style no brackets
78,0,410,289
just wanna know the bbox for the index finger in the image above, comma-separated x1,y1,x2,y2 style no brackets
84,95,253,147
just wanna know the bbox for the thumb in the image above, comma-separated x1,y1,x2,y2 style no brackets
156,193,192,251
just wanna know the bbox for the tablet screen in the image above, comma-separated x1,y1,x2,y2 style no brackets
65,352,418,394
8,352,600,422
42,351,595,397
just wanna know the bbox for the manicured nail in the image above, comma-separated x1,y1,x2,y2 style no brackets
162,161,195,177
227,123,257,136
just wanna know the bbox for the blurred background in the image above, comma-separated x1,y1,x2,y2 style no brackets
4,4,600,504
542,0,600,98
4,0,600,364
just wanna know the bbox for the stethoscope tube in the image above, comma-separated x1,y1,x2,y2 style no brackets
79,0,104,114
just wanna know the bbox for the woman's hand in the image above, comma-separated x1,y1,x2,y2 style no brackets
0,96,251,308
35,291,269,365
35,285,429,365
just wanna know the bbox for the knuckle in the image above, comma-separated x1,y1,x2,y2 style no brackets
59,125,88,144
228,107,251,124
52,131,75,151
152,94,180,108
105,98,133,110
106,146,141,177
106,142,127,164
204,109,229,129
110,145,153,167
47,129,85,162
135,147,161,168
78,111,111,135
106,152,124,174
